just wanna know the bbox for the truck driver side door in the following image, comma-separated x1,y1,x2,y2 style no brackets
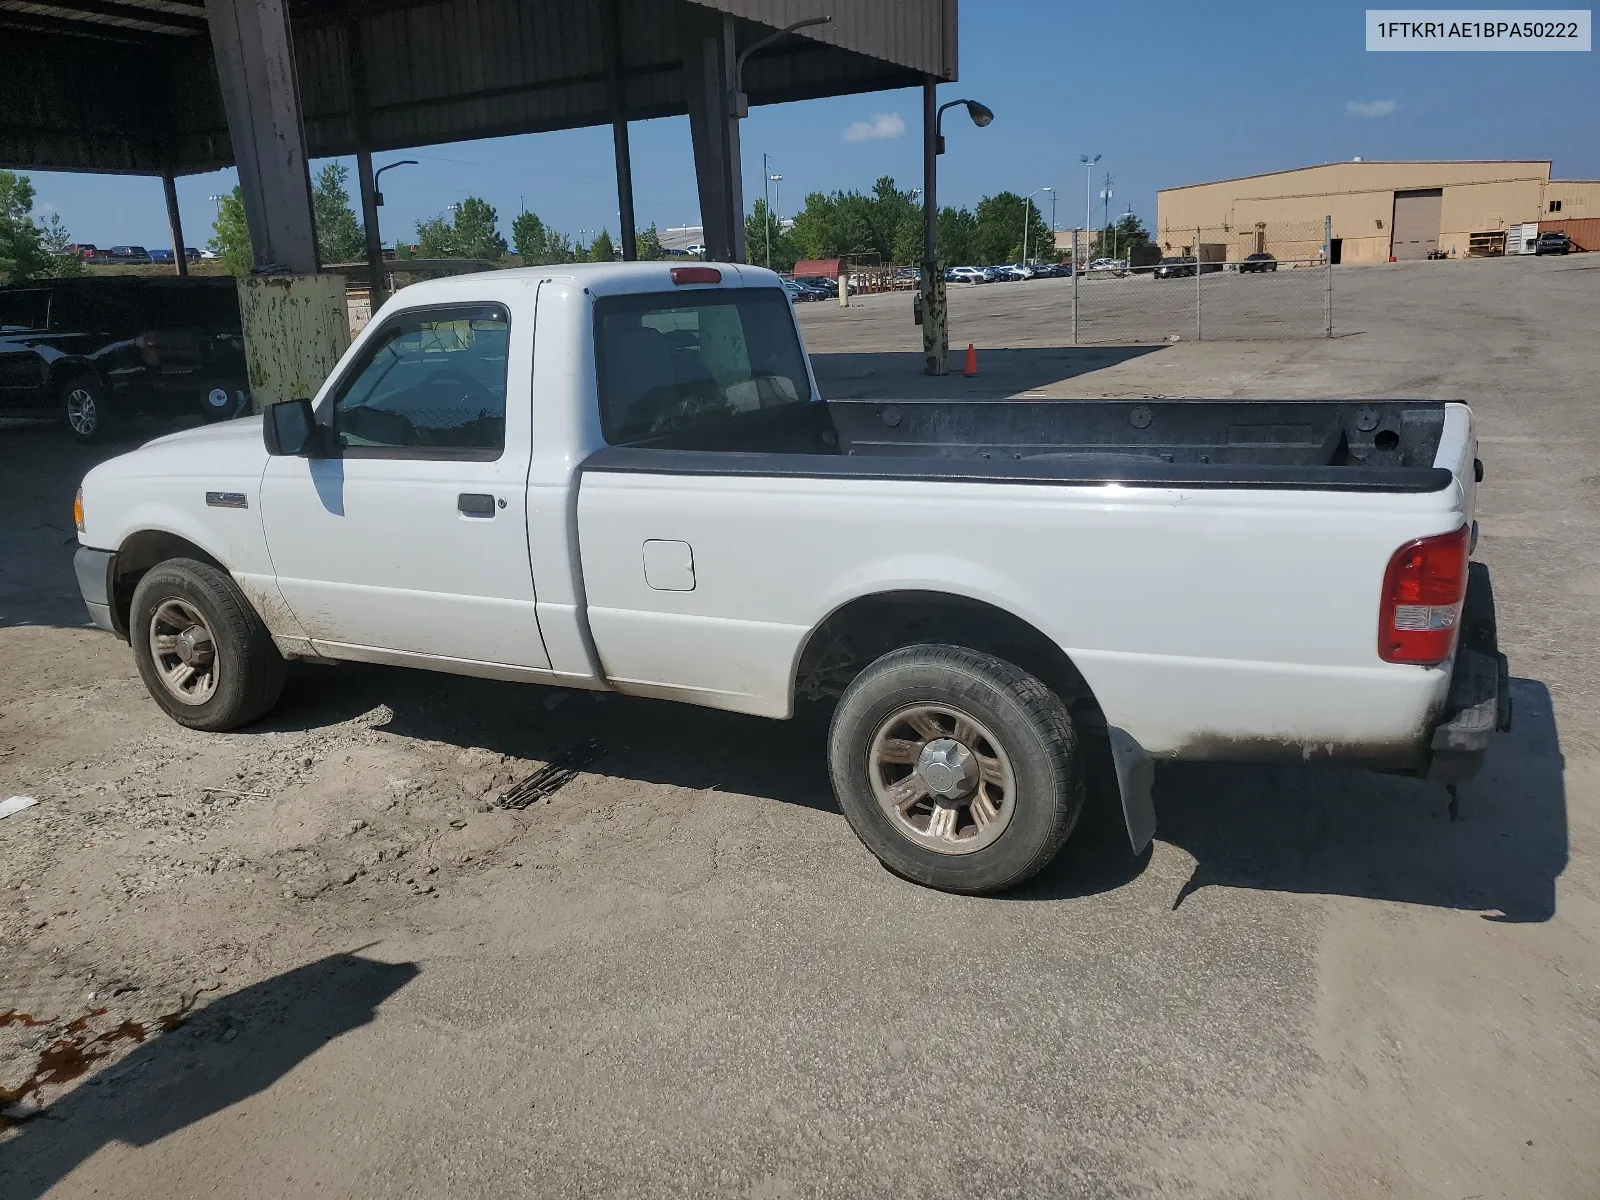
259,302,548,670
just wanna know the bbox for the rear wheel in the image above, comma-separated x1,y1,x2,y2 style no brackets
828,644,1083,893
129,558,286,730
60,375,115,444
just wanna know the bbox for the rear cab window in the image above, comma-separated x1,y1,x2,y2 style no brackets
593,287,812,444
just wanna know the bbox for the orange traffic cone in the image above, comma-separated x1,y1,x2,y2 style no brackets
963,343,978,376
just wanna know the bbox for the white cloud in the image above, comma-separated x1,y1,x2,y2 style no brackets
1346,99,1400,118
842,113,906,142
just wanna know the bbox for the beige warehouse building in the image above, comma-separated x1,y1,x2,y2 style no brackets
1157,161,1600,264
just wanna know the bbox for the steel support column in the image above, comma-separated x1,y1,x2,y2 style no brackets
604,0,636,260
204,0,318,274
682,9,744,263
161,169,188,277
920,78,946,375
344,10,387,310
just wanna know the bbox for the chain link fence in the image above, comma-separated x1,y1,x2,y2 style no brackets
1066,218,1333,344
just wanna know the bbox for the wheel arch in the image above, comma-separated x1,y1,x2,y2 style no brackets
48,357,106,395
791,589,1106,732
111,530,227,636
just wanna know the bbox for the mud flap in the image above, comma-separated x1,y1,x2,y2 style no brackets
1107,727,1157,855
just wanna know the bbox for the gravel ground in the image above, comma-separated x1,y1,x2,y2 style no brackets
1,253,1597,1198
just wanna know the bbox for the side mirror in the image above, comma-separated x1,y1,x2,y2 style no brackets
263,398,321,456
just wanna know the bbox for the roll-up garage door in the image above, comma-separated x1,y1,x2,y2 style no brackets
1391,189,1443,260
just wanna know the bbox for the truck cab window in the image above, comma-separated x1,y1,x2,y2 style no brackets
594,288,811,443
331,305,509,457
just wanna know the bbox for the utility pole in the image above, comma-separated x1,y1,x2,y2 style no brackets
1080,153,1100,264
763,152,771,269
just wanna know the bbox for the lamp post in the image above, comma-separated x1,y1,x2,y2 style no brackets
1022,187,1051,265
923,88,995,375
366,159,417,308
1080,153,1100,261
762,155,783,269
725,16,830,262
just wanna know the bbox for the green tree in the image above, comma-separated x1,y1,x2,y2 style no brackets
312,162,365,265
0,171,82,283
636,223,665,260
417,197,507,261
208,186,254,278
789,189,874,261
589,229,616,262
972,191,1053,264
1090,213,1154,263
936,206,977,266
512,209,574,264
745,199,797,271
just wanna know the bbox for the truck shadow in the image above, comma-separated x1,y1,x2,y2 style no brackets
264,668,1566,922
0,952,417,1200
809,346,1168,400
1026,676,1566,922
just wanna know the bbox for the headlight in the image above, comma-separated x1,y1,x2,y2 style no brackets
73,487,85,534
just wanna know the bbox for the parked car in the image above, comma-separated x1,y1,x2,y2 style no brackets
73,262,1507,896
103,246,153,265
1534,231,1571,256
1153,256,1198,279
0,276,249,442
682,243,707,258
148,247,205,264
792,275,837,298
1086,258,1128,276
1240,252,1278,273
66,243,103,261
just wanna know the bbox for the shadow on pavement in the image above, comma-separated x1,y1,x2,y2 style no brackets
1143,677,1565,922
0,953,417,1199
258,665,1566,921
0,423,153,631
810,346,1167,400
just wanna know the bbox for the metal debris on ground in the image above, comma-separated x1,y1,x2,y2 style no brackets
497,740,605,811
0,795,39,819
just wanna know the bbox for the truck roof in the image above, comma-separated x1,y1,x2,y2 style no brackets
384,261,784,313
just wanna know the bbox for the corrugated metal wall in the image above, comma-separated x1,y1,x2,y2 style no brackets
0,0,952,174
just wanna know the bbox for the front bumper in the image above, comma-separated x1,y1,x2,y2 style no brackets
1426,562,1512,783
74,546,124,638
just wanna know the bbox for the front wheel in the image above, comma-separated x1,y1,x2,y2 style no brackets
129,558,286,731
827,644,1084,893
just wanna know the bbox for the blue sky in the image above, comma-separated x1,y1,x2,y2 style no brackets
21,0,1599,250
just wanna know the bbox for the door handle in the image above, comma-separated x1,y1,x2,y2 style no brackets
458,493,496,518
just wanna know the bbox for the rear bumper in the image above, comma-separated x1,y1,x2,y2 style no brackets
74,546,124,638
1426,562,1512,783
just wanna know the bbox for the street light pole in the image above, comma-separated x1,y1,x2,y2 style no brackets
1080,153,1100,261
763,152,771,269
923,85,995,376
365,158,417,309
1022,187,1051,264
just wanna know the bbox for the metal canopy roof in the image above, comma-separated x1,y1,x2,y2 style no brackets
0,0,957,175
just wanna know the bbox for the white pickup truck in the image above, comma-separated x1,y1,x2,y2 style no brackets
73,262,1510,893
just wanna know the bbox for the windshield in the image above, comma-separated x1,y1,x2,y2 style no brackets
594,287,812,443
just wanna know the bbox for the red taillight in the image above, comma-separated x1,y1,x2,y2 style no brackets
1378,525,1470,664
671,266,722,285
137,333,160,367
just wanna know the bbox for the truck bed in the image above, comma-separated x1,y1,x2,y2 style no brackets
602,399,1457,494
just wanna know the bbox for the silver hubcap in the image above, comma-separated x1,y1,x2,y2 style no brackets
868,704,1016,855
66,388,98,435
148,599,219,705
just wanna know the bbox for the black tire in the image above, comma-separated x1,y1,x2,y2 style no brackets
59,373,116,444
129,558,286,731
827,644,1083,894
